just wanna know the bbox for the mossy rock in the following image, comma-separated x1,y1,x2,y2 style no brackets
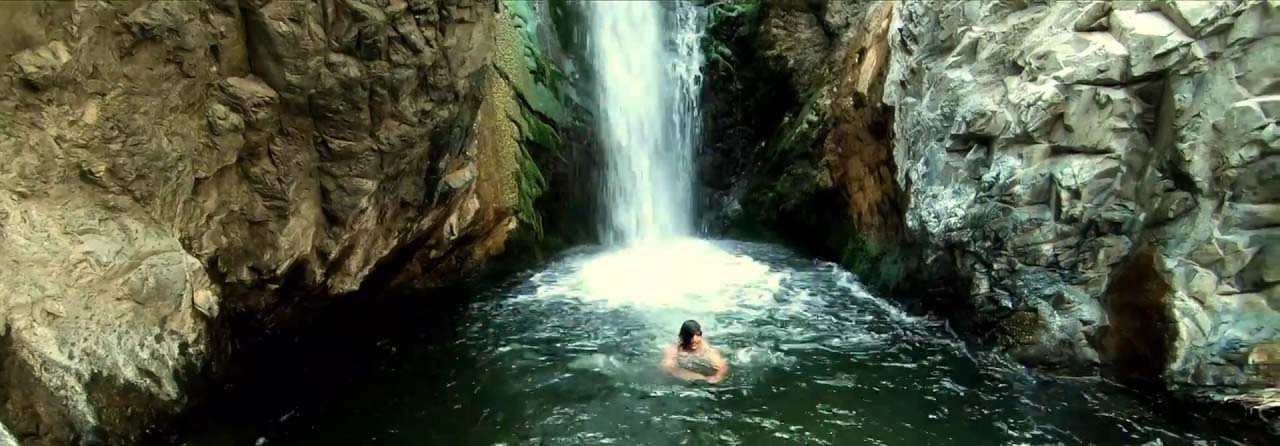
773,91,829,156
707,0,764,36
838,232,908,294
545,0,591,66
998,311,1048,348
496,2,569,125
514,144,547,236
517,106,562,153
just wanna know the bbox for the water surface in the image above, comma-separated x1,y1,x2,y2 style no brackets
175,240,1250,446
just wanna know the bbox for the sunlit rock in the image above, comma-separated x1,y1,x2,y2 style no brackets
1110,10,1196,77
10,40,70,89
0,0,590,443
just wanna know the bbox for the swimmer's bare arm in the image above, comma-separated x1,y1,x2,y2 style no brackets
662,346,709,382
706,348,729,384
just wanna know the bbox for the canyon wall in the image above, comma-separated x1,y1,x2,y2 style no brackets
0,1,593,444
885,0,1277,412
2,0,1275,442
701,0,914,293
705,0,1278,430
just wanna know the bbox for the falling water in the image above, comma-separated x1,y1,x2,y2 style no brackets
587,1,704,245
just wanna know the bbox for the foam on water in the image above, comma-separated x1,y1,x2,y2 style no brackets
575,238,780,311
173,241,1251,446
519,239,791,354
515,239,922,363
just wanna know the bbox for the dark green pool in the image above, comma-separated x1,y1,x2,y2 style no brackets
170,240,1253,446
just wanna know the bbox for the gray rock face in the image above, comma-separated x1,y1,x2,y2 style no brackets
885,0,1278,409
0,0,581,444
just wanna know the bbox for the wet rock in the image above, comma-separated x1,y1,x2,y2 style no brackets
1248,343,1280,382
756,1,833,93
702,0,906,276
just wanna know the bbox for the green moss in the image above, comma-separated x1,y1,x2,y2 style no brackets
703,0,764,78
518,106,562,154
839,233,907,293
492,0,598,267
705,42,736,74
495,0,578,245
738,87,831,226
773,92,828,156
742,166,818,227
707,0,763,32
497,3,569,125
514,144,547,239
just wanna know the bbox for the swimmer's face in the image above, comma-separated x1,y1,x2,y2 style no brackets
690,332,703,347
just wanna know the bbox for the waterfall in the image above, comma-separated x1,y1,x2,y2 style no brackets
587,0,704,246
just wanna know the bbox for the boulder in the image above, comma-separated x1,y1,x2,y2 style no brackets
0,194,212,446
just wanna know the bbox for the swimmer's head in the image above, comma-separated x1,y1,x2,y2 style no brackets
679,320,702,350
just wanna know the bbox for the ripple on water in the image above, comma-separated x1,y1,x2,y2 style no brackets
448,240,1241,446
179,240,1255,446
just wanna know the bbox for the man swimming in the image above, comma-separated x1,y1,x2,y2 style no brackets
662,320,728,384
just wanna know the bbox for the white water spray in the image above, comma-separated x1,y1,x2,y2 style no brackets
587,0,704,245
539,2,917,357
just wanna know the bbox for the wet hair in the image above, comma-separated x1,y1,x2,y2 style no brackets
679,320,702,350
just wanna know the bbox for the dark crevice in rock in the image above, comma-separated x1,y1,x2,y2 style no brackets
236,1,273,94
83,373,173,446
0,333,77,446
1098,247,1177,384
702,1,923,300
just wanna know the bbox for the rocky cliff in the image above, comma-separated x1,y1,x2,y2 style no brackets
885,0,1278,416
701,0,913,293
0,1,594,444
704,0,1278,431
